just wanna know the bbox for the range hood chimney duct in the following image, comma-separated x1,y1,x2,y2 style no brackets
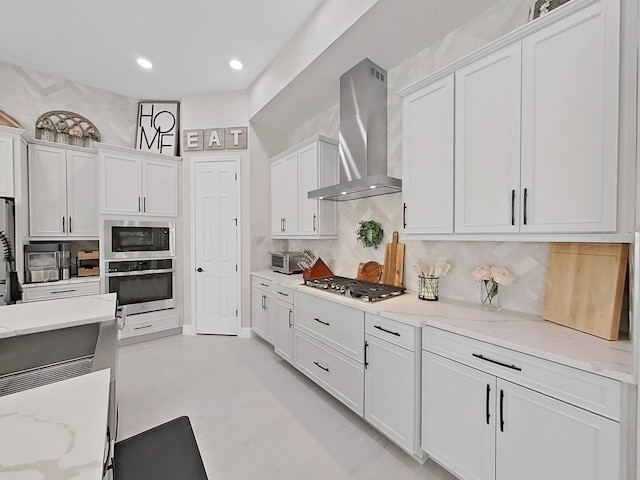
308,59,401,201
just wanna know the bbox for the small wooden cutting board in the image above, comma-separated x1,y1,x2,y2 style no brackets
381,231,404,287
357,261,382,283
543,243,628,340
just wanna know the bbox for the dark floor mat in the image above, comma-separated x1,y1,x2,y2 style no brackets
114,416,208,480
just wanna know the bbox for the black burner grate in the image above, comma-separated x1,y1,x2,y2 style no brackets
303,276,405,302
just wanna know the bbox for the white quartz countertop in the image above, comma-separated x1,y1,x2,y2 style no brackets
21,276,100,289
0,369,110,480
252,271,635,384
0,293,117,339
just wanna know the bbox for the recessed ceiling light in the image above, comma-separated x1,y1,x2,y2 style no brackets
229,59,243,71
137,58,153,69
369,185,377,189
341,191,347,195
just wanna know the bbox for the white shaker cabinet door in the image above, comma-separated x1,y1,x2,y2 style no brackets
496,379,620,480
29,145,68,236
142,159,178,216
402,74,454,234
455,43,522,233
252,288,268,340
422,352,496,480
0,136,14,197
274,298,294,364
364,334,417,455
101,152,142,215
520,0,619,233
270,153,296,237
297,142,319,236
66,151,98,237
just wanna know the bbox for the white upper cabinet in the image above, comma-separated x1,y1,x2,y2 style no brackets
270,136,338,239
99,145,179,217
402,75,455,235
455,44,522,234
29,144,98,238
520,0,619,233
0,134,15,198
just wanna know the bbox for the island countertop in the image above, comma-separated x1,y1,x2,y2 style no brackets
251,271,634,384
0,369,110,480
0,293,117,339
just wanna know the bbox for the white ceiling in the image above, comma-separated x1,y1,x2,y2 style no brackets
0,0,325,100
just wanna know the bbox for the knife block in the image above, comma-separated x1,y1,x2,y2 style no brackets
302,257,334,281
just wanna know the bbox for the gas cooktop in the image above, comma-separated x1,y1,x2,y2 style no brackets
303,276,405,302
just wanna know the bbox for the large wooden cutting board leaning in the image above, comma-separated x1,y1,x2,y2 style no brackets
381,231,405,287
543,243,628,340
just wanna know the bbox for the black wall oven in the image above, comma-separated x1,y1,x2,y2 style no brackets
105,220,174,260
107,259,175,315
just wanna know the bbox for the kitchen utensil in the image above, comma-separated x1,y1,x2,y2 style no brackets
356,261,383,283
381,231,405,287
543,242,628,340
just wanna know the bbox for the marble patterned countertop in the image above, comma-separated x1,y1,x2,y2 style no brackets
21,276,100,289
0,293,117,339
252,271,635,384
0,369,110,480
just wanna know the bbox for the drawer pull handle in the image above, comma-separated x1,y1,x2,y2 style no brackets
374,325,400,337
500,389,505,432
313,361,329,372
486,384,491,425
364,341,369,369
260,283,269,287
314,317,330,326
472,353,521,372
51,289,77,294
134,324,153,330
277,291,289,297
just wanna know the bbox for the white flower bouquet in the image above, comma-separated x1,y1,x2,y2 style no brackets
472,265,513,311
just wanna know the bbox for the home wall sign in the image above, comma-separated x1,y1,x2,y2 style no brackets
135,101,180,156
183,127,248,151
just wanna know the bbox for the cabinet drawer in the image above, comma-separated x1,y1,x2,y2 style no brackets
294,330,364,416
423,327,621,420
252,276,273,294
294,292,364,361
22,281,100,302
365,313,417,351
273,285,294,304
120,310,179,338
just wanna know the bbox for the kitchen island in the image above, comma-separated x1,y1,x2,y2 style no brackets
0,369,111,480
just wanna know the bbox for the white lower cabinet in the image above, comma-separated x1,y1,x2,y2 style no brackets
274,287,294,363
22,280,100,303
251,277,273,342
422,327,624,480
119,309,179,339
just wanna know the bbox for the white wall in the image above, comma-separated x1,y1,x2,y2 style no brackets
288,0,552,315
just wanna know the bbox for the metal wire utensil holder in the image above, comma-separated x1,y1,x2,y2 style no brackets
418,275,439,301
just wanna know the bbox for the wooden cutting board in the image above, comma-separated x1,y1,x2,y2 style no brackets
356,261,382,283
381,231,405,287
543,243,628,340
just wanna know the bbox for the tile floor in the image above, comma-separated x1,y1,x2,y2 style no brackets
117,334,457,480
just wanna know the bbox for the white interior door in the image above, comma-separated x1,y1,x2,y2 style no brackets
194,159,238,335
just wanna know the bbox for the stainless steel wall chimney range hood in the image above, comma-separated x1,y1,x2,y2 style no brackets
308,59,401,201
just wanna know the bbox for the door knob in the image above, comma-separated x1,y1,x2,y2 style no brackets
196,267,204,272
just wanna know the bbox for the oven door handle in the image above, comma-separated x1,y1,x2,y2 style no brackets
106,268,175,277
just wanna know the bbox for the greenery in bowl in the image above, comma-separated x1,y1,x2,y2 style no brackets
356,220,384,249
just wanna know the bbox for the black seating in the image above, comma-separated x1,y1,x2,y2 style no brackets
114,416,208,480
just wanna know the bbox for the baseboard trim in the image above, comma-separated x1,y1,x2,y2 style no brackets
182,324,196,336
119,327,182,346
239,327,254,338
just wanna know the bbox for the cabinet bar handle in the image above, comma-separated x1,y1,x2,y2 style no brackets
403,203,407,228
314,317,330,326
486,384,491,425
313,214,317,231
69,217,72,233
374,325,400,337
260,283,269,287
283,218,286,232
138,197,141,212
313,361,329,372
262,294,266,310
51,289,76,294
133,324,153,330
277,291,289,297
523,188,528,225
364,340,369,369
143,197,146,212
472,353,521,371
288,309,293,328
62,216,65,233
510,190,515,226
500,389,505,432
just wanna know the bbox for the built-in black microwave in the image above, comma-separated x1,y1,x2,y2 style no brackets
104,220,175,259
